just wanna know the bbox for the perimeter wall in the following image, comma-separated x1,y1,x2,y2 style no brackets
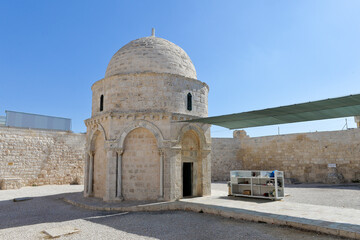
1,126,360,190
0,127,86,189
211,129,360,183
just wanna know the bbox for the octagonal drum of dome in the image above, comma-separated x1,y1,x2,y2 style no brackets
105,36,197,79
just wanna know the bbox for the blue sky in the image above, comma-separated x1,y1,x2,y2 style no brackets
1,0,360,137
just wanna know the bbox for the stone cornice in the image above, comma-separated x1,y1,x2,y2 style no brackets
91,72,209,91
84,114,110,127
85,111,203,128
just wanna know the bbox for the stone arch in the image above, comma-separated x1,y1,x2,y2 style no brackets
117,120,164,149
89,130,107,198
87,124,107,152
177,123,207,149
122,127,160,200
181,128,202,197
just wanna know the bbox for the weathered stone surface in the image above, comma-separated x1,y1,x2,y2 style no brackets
93,131,106,198
0,178,22,190
84,35,212,202
43,225,80,238
211,138,242,181
105,37,197,79
91,73,209,118
0,127,85,189
122,127,160,200
212,129,360,183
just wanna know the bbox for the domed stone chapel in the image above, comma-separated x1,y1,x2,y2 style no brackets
84,30,211,201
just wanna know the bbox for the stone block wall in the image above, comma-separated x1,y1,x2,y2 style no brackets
122,127,160,200
91,73,208,118
0,127,86,189
211,138,242,181
211,129,360,183
2,122,359,191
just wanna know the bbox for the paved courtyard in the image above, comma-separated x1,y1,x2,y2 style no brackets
1,184,356,239
212,182,360,209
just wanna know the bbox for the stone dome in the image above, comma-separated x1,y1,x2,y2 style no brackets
105,36,197,79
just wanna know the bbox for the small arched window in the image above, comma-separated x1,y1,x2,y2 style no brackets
187,93,192,111
100,95,104,112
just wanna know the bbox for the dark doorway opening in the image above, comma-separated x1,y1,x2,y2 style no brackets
183,162,192,197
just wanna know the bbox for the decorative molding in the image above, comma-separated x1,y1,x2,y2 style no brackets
117,120,165,149
87,126,107,152
85,111,202,128
105,140,117,150
176,123,209,148
91,72,209,91
116,148,124,155
158,148,165,156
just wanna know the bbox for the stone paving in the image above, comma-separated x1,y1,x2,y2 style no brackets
181,194,360,239
63,183,360,239
2,184,358,239
4,185,346,239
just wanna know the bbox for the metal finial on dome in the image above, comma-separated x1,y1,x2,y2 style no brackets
151,28,155,37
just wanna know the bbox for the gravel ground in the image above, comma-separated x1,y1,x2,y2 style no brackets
212,182,360,210
0,185,347,240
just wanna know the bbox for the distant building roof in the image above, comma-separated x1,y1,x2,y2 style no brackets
0,116,5,126
4,110,71,131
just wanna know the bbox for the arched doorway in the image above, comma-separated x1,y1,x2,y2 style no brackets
92,131,106,198
181,130,201,197
122,127,160,200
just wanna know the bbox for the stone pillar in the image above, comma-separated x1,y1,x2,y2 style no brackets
116,148,124,200
163,147,180,201
162,147,171,201
104,148,118,201
83,153,89,197
87,151,94,196
201,149,211,196
171,148,182,200
159,149,165,199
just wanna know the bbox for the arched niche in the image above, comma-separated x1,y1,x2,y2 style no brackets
87,124,107,153
122,127,160,200
117,120,164,149
177,123,208,149
181,129,202,197
88,130,107,198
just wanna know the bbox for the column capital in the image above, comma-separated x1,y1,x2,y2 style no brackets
116,148,124,155
104,140,118,151
158,148,165,156
201,149,211,154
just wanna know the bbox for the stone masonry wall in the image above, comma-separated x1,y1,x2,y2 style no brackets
211,129,360,183
211,138,242,181
91,73,208,118
0,127,86,189
122,127,160,200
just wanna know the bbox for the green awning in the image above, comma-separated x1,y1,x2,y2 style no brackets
185,94,360,129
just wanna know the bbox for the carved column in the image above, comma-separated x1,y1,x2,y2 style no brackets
116,148,124,200
84,153,89,197
87,151,94,196
159,148,165,199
